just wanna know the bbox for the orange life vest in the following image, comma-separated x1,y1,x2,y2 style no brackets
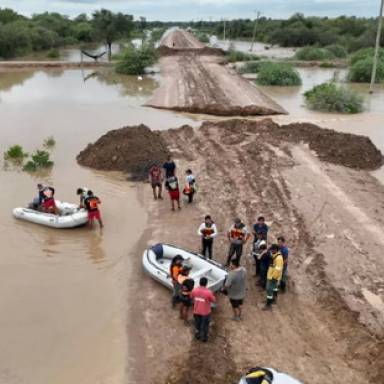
171,265,182,281
202,227,214,236
230,227,245,240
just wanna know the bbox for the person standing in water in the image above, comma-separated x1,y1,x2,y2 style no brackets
76,187,89,208
84,190,103,229
197,215,218,259
148,164,164,200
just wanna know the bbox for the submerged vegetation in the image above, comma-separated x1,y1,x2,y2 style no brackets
304,82,364,113
3,145,28,161
347,48,384,83
294,46,334,61
256,63,302,86
43,136,56,148
115,44,157,75
23,150,54,172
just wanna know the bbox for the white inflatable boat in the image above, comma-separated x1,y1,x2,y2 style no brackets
239,367,303,384
142,243,227,292
13,201,88,229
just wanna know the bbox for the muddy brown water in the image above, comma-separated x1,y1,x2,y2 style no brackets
0,69,196,384
0,66,384,384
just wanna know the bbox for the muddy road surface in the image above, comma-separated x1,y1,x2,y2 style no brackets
126,120,384,384
146,29,286,116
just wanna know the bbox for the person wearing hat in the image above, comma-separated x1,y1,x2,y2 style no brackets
226,218,250,266
263,244,284,311
177,264,194,325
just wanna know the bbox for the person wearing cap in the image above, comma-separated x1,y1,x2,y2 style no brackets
226,218,250,266
197,215,218,259
263,244,284,311
277,236,289,292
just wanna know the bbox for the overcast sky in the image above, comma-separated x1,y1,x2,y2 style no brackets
1,0,381,20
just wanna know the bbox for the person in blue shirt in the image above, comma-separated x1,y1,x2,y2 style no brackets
277,236,289,292
252,216,269,241
163,155,176,179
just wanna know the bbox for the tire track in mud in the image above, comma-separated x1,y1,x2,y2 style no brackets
160,121,383,384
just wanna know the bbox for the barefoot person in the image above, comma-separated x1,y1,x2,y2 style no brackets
84,190,103,229
165,175,181,211
197,215,218,259
148,164,164,200
224,259,247,321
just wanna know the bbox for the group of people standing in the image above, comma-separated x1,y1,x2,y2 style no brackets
148,155,197,211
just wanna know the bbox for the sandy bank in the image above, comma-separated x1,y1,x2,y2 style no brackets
79,119,384,384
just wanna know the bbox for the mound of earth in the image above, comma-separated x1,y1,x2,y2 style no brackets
157,46,225,57
199,119,383,170
76,124,170,181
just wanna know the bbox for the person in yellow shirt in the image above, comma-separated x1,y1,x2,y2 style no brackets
263,244,284,311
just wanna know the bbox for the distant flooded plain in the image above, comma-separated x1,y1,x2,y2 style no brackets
0,65,383,383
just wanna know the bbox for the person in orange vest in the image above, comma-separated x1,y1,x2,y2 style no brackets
177,265,195,325
197,215,218,259
182,169,196,203
226,218,250,266
84,190,103,229
170,254,184,308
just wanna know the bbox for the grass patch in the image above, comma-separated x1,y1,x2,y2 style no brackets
324,44,347,58
46,49,60,59
319,62,338,68
4,145,28,161
195,32,210,43
295,46,334,61
256,63,302,86
115,44,157,75
304,82,364,113
238,60,269,74
227,49,259,63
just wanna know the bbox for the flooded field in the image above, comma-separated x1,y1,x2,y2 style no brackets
0,69,195,384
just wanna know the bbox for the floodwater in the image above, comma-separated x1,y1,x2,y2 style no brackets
0,69,196,384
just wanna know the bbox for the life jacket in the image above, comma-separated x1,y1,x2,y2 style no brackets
86,196,100,211
201,223,214,237
177,274,188,285
170,265,182,281
230,225,245,240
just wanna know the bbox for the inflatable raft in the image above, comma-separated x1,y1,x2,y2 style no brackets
239,367,303,384
142,243,227,292
13,201,88,229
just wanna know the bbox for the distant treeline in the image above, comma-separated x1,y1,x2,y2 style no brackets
152,13,383,53
1,9,382,59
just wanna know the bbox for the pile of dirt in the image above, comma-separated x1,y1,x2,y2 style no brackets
76,124,170,181
157,46,225,57
200,119,383,170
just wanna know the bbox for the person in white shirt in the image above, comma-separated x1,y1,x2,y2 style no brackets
197,215,218,259
183,169,196,203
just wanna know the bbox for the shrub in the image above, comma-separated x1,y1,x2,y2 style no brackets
43,136,56,147
47,48,59,58
349,47,384,65
115,44,157,75
23,161,38,172
4,145,28,160
319,62,337,68
348,57,384,83
196,32,210,43
304,82,364,113
31,150,54,168
256,63,302,86
325,44,348,58
295,46,334,61
238,61,269,74
227,50,259,63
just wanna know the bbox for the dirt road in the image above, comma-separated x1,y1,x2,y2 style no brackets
124,120,384,384
146,29,286,116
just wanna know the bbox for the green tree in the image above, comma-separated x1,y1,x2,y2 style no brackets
92,9,133,60
115,44,157,75
0,8,24,24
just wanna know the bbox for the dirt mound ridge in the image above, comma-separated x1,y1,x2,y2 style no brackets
157,46,225,57
76,124,169,181
200,119,383,170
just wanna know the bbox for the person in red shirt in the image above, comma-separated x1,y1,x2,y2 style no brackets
148,164,164,200
190,277,216,342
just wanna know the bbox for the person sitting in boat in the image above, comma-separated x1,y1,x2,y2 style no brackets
170,254,184,308
76,187,89,208
30,184,54,210
40,188,58,215
177,264,194,325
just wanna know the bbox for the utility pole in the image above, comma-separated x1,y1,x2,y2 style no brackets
370,0,384,93
250,11,261,52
